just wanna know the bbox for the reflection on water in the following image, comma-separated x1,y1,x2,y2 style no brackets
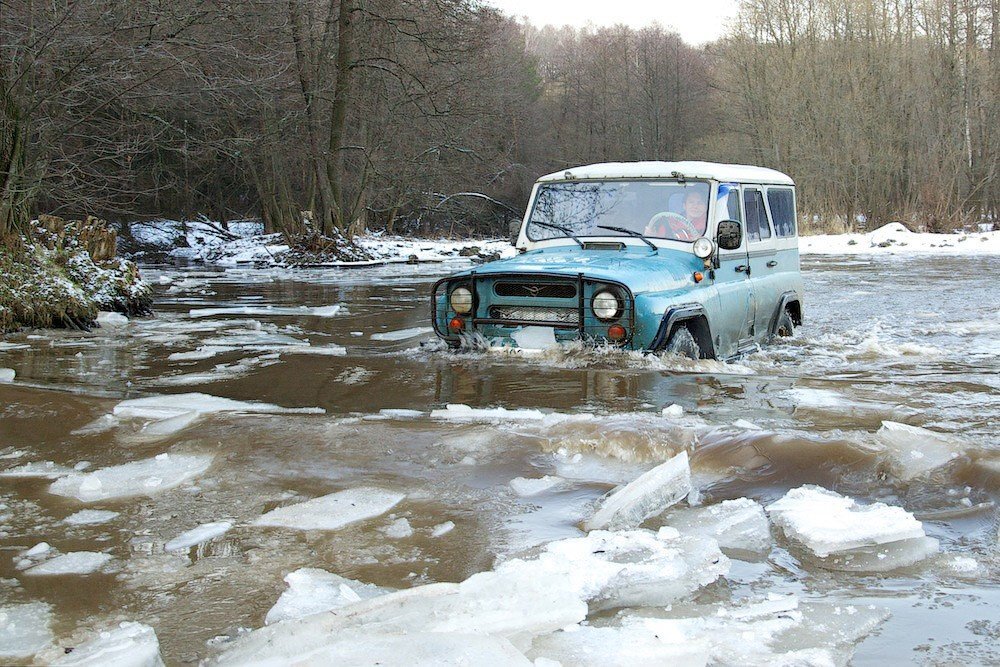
0,254,997,664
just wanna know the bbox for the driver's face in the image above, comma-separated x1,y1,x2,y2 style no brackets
684,194,707,218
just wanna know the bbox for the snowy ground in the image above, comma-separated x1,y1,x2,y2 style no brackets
800,222,1000,255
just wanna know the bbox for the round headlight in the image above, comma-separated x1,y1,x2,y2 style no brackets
692,237,715,259
592,290,620,321
450,287,473,314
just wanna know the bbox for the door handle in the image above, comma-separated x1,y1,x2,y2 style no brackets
766,260,778,268
735,265,750,275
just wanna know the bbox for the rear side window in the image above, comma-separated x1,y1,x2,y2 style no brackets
767,188,796,237
743,188,771,241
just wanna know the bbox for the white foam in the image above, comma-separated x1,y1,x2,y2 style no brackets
24,551,113,576
48,453,214,502
50,622,163,666
510,476,564,497
253,488,404,531
0,603,53,659
189,304,344,318
64,510,120,526
265,569,388,625
664,498,771,556
165,521,233,552
370,327,433,341
0,461,74,479
767,485,927,557
875,421,964,480
0,368,14,383
511,326,558,350
585,451,691,531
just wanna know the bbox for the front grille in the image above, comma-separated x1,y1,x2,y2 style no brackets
489,306,579,324
494,282,576,299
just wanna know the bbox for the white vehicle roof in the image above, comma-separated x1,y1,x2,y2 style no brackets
537,160,794,186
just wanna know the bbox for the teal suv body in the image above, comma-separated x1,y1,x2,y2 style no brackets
432,161,803,360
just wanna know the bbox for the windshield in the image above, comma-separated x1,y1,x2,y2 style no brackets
526,179,711,243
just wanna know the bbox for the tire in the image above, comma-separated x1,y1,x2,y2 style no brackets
774,309,794,338
665,326,700,359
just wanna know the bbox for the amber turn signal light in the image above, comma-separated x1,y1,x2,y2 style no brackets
607,324,627,341
448,317,465,333
693,271,704,283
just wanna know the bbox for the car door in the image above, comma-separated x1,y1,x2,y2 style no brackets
742,186,778,342
713,183,754,357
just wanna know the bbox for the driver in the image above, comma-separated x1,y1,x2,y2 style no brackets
644,190,708,241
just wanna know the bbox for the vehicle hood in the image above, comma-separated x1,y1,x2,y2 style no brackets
452,244,701,294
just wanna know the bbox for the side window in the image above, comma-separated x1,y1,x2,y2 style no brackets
743,188,771,241
767,188,796,237
726,189,742,222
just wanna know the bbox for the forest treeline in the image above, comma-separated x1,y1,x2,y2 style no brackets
2,0,997,239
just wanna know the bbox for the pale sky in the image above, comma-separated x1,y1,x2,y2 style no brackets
485,0,742,45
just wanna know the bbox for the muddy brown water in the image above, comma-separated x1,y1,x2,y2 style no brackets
0,254,998,664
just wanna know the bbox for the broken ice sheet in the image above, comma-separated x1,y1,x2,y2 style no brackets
48,453,213,502
766,485,928,557
0,461,75,479
584,450,691,531
24,551,113,576
370,327,433,341
661,497,772,557
164,521,233,552
509,475,564,497
875,421,965,480
265,568,390,625
48,622,164,666
253,487,405,531
189,304,344,318
63,509,119,526
0,368,14,383
528,624,709,667
0,602,53,660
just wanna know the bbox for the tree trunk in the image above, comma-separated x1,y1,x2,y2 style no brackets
327,0,356,233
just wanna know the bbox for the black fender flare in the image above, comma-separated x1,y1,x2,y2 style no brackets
650,304,717,359
769,291,802,336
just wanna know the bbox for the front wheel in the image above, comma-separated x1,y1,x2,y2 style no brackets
665,326,700,359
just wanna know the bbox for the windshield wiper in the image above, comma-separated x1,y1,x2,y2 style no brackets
531,220,584,248
595,225,658,253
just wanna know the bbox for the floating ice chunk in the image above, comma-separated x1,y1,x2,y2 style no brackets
72,414,120,436
158,275,173,285
0,461,74,479
25,542,51,557
370,327,433,341
253,487,405,531
24,551,113,576
510,476,564,497
512,326,558,350
731,419,763,430
64,510,119,526
875,421,964,480
167,346,237,361
50,622,163,666
97,312,129,327
431,521,455,537
661,404,684,418
113,393,324,420
810,536,940,572
382,517,414,538
785,387,847,408
282,345,347,356
585,451,691,531
165,521,233,552
0,448,26,459
431,403,547,422
766,485,927,557
189,304,344,318
135,411,201,440
663,498,771,556
0,368,14,383
0,602,53,660
265,569,389,625
49,454,213,502
529,624,709,667
378,409,423,419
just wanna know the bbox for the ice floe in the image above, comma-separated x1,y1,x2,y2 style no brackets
0,461,75,479
164,521,233,552
509,476,564,497
875,421,964,480
0,368,14,383
24,551,113,576
265,569,389,625
48,453,214,502
585,450,691,531
24,542,50,557
381,517,414,538
189,304,344,318
663,498,772,556
63,510,120,526
253,487,405,531
0,602,53,660
430,403,548,422
370,327,433,341
50,622,163,666
431,521,455,537
528,624,709,666
113,393,325,420
767,485,938,570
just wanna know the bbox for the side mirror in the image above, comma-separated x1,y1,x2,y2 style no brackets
717,220,742,250
508,219,521,246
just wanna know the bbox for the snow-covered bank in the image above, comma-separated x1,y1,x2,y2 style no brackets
800,222,999,255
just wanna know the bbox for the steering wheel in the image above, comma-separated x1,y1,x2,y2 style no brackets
645,212,699,241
